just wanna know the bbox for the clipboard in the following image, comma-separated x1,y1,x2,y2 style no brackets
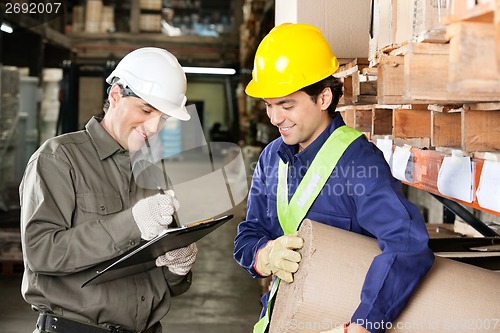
82,214,233,287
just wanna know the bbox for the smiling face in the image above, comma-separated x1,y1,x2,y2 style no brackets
101,84,169,152
263,88,333,152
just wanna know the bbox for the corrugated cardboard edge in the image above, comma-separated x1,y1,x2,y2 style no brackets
270,219,500,333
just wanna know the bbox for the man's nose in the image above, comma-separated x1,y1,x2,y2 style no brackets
268,107,285,126
144,115,163,134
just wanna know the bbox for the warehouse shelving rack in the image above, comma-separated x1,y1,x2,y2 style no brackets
335,2,500,243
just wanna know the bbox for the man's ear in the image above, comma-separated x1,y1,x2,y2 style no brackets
108,84,122,107
319,87,333,111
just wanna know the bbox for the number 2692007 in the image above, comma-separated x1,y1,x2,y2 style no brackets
4,2,62,15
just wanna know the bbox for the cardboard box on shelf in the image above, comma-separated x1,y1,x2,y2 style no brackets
140,14,162,32
371,0,450,62
101,6,115,33
413,0,450,41
140,0,162,11
275,0,371,59
85,0,103,33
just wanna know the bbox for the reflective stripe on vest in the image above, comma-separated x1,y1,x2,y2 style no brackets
253,125,363,333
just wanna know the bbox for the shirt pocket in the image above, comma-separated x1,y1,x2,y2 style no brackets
76,192,123,215
306,209,352,231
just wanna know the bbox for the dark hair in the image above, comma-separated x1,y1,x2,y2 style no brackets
299,76,343,117
103,84,129,113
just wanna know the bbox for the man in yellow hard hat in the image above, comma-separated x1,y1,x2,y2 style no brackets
234,23,434,333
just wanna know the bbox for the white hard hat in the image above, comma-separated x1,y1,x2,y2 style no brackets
106,47,190,121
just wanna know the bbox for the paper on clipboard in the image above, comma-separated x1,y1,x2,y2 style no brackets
82,214,233,287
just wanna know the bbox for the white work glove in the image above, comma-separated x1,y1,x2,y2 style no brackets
156,243,198,275
132,190,180,240
254,233,304,283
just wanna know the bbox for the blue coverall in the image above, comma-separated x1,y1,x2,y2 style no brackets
234,114,435,333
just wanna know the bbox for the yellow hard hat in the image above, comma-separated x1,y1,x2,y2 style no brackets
245,23,339,99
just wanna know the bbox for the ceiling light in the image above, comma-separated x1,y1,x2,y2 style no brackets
182,67,236,75
1,23,13,33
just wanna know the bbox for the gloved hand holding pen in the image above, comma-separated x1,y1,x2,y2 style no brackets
132,190,180,240
254,233,304,283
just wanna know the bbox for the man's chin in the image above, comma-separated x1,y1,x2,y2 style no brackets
127,139,145,152
281,136,297,146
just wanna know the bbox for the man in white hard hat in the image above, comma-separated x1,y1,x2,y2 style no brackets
20,47,197,333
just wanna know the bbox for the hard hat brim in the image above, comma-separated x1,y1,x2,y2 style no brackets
245,79,296,99
106,78,191,121
245,71,336,99
137,91,191,121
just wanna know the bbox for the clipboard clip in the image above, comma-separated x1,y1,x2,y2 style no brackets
186,218,216,228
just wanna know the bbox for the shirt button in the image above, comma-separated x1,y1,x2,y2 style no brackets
141,296,145,301
100,205,106,211
130,240,136,246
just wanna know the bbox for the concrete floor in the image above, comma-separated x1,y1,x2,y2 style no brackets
0,211,262,333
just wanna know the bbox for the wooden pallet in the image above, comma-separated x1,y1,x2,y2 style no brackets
335,58,377,106
338,100,500,153
447,21,500,96
377,40,500,104
445,0,495,24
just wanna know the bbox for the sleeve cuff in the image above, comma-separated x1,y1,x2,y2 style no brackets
253,240,272,277
163,268,193,296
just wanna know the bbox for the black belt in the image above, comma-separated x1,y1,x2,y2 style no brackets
37,313,134,333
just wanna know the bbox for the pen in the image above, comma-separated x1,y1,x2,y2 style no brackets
155,185,181,229
145,138,180,229
156,186,165,195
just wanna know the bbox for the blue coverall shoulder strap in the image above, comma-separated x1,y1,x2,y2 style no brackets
253,125,362,333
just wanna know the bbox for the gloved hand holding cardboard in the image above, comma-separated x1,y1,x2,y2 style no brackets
255,233,304,283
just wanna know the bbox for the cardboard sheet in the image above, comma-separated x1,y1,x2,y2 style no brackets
270,219,500,333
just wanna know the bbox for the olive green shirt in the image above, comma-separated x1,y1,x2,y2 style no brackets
20,117,190,332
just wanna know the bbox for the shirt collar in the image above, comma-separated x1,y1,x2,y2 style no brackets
277,113,346,164
85,117,125,160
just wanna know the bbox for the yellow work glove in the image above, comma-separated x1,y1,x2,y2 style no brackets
254,233,304,283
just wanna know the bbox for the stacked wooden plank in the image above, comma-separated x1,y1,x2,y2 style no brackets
332,1,500,215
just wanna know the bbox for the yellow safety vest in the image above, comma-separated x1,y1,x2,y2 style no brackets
253,125,362,333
